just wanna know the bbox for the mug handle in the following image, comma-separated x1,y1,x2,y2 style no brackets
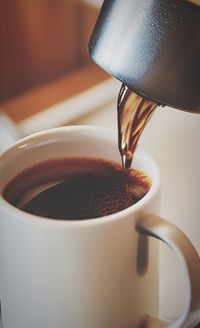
136,215,200,328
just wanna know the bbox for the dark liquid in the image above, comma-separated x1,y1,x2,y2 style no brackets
118,84,158,170
3,158,151,220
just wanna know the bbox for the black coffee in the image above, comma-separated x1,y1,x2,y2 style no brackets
3,157,151,220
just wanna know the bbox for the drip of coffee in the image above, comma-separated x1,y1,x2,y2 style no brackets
3,157,151,220
117,84,158,170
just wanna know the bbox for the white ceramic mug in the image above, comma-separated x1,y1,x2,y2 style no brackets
0,126,199,328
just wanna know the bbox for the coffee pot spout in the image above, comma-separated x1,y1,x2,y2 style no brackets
88,0,200,113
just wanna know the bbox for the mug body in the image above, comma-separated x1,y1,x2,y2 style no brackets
0,126,161,328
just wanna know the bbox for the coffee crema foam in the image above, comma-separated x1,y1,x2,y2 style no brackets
3,157,151,220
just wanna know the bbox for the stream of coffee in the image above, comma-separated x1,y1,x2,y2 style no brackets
117,84,158,170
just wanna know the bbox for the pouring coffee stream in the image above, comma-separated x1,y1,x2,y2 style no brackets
117,84,158,170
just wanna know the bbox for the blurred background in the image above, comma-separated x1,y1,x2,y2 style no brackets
0,0,119,137
0,0,200,324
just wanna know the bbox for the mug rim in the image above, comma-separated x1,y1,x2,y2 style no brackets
0,125,161,226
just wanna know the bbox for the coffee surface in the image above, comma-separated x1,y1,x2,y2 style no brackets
3,157,151,220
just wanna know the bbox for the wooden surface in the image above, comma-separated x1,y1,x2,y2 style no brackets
0,0,108,122
0,64,109,123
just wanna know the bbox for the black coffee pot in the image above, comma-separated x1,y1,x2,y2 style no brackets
88,0,200,113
